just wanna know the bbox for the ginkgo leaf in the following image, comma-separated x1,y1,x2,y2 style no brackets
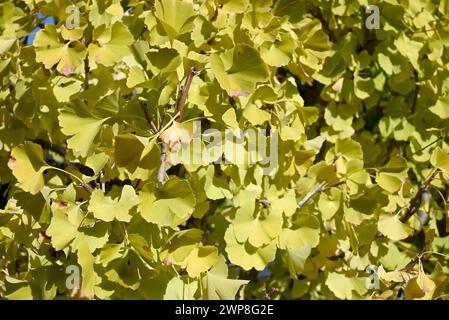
210,44,269,97
46,203,82,250
88,185,139,222
325,272,367,299
154,0,195,39
233,207,283,248
159,121,195,148
376,156,408,193
405,268,436,300
0,37,16,55
201,166,232,200
8,142,51,194
260,33,296,67
34,24,86,75
138,178,196,227
277,215,321,249
286,245,311,279
58,111,108,157
88,22,134,66
224,225,277,271
78,243,101,298
378,214,413,241
430,147,449,174
114,134,146,173
243,104,271,126
222,108,239,128
161,229,203,264
163,276,198,300
201,255,249,300
181,246,219,278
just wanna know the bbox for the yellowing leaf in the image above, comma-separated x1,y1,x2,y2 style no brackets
58,111,108,157
163,276,198,300
46,204,81,250
233,208,283,248
181,246,219,278
286,245,311,279
325,272,367,299
88,22,133,66
405,271,436,300
430,147,449,174
277,215,321,249
243,104,271,126
78,243,101,298
378,214,413,241
88,185,139,222
201,255,249,300
222,108,239,128
8,142,50,194
376,156,408,193
210,44,269,97
138,178,196,227
159,121,195,148
34,24,86,75
154,0,195,39
224,225,276,271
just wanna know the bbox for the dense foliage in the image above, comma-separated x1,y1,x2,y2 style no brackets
1,0,449,300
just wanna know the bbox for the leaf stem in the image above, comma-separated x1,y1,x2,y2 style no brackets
48,167,93,194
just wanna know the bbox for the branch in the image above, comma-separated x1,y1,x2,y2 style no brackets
411,69,420,114
84,56,90,90
297,181,326,209
156,143,168,184
82,35,92,90
81,181,94,194
156,67,196,184
176,66,196,122
400,169,438,223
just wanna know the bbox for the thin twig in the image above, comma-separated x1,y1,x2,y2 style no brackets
139,101,159,133
409,137,442,157
297,181,326,209
400,169,438,223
